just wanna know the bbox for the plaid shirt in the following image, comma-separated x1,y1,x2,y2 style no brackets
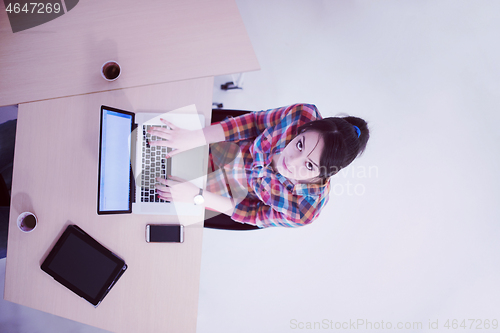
206,104,331,228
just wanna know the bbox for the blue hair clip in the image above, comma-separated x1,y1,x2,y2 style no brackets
353,125,361,138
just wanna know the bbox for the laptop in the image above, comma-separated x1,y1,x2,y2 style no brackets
97,105,206,215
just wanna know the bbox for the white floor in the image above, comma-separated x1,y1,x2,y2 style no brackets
0,105,18,124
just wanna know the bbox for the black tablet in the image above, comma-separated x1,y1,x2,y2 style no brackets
41,225,127,307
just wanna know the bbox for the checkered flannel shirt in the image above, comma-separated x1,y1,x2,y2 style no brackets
206,103,331,228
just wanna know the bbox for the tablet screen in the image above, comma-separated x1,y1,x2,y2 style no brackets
41,225,127,306
46,233,118,299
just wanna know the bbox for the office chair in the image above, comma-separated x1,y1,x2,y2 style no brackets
204,109,261,231
0,119,16,258
0,174,9,258
0,175,9,207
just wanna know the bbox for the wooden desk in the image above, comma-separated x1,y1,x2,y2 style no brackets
4,78,213,333
0,0,260,107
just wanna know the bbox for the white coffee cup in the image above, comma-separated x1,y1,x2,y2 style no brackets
17,212,37,233
101,60,121,81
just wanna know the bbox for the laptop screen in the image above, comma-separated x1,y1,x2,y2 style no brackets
98,106,135,214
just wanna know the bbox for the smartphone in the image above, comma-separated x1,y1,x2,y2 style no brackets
146,224,184,243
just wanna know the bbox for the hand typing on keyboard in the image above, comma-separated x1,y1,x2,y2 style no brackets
155,176,200,203
148,118,205,158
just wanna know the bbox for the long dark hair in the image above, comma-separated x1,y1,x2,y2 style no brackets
296,116,369,181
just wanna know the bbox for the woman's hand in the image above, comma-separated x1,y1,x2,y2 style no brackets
157,176,236,215
155,176,200,203
148,119,205,158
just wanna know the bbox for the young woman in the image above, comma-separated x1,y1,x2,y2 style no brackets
148,104,369,229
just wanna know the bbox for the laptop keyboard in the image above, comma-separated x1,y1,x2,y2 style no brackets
141,125,172,203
